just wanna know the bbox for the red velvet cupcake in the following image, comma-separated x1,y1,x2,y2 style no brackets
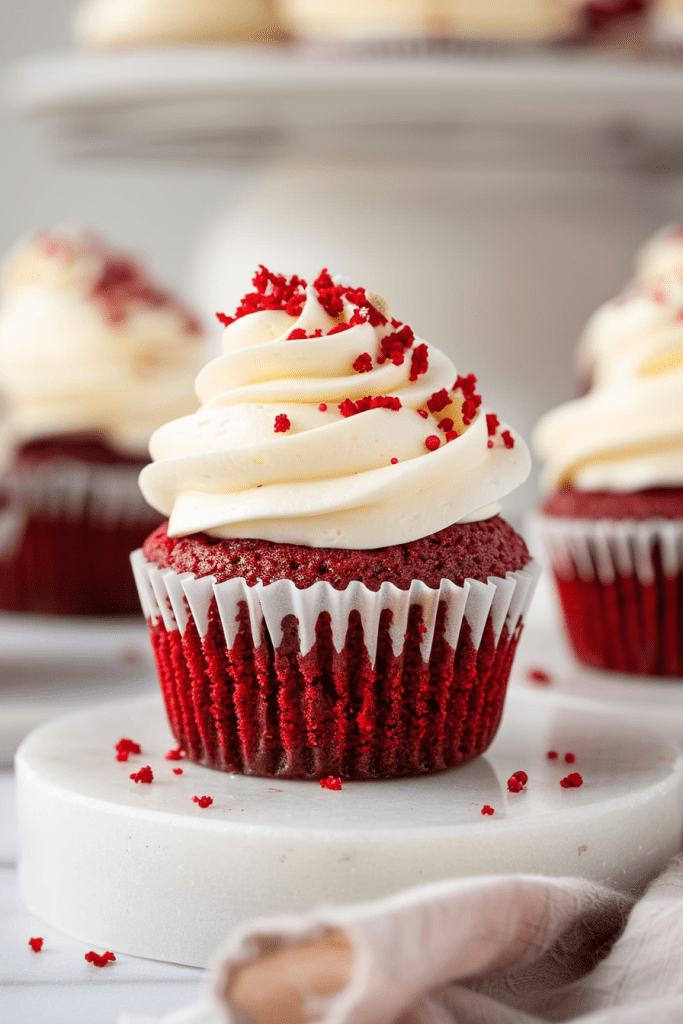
0,229,207,615
534,239,683,677
133,268,537,779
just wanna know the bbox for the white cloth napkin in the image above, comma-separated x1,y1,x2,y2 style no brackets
121,852,683,1024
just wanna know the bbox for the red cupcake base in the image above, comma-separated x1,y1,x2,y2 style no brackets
147,595,524,780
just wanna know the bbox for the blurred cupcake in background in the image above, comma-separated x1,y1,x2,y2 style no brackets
0,229,208,615
73,0,286,48
534,227,683,677
650,0,683,47
278,0,585,46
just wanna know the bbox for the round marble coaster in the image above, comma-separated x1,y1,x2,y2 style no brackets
0,613,157,766
16,692,683,968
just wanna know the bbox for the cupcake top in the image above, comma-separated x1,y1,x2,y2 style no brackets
73,0,283,47
0,229,207,455
140,266,530,549
534,303,683,493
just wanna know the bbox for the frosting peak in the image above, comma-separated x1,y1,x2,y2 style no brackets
140,268,530,548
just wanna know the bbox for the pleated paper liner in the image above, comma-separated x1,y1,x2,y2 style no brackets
538,514,683,677
0,460,161,615
131,550,540,780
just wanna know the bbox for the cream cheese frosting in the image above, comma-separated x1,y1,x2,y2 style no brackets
279,0,581,40
634,222,683,284
534,325,683,492
139,267,530,548
73,0,283,48
0,230,208,455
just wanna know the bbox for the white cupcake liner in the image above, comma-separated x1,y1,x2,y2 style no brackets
6,460,160,529
537,514,683,586
131,550,540,663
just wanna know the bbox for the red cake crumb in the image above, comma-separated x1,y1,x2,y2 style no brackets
318,403,327,411
216,266,307,327
409,344,429,381
425,435,441,451
173,768,183,775
547,750,559,760
328,323,351,335
527,668,552,685
564,752,576,764
85,951,116,967
164,747,186,760
193,795,213,808
486,413,500,436
560,772,584,789
143,516,530,593
377,325,414,366
274,414,291,433
427,388,451,413
130,766,154,784
28,937,43,952
115,738,141,762
417,409,428,419
481,805,495,815
439,418,454,433
339,395,402,417
320,776,342,790
390,458,398,465
507,770,528,793
445,431,458,442
501,430,515,449
352,353,373,373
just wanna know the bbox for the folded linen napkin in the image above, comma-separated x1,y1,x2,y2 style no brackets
121,852,683,1024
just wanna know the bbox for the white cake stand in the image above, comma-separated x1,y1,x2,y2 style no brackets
16,690,683,967
7,48,683,516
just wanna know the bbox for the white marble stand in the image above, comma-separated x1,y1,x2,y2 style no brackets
0,614,157,767
16,691,683,968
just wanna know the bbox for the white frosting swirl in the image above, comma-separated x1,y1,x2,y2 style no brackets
535,328,683,492
140,272,529,548
634,222,683,285
0,230,208,455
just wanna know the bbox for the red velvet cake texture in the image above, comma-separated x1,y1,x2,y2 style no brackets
0,433,161,615
141,519,531,780
542,487,683,676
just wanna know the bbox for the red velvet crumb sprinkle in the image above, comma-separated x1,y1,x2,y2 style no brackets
417,409,428,419
445,430,458,442
527,668,552,685
173,768,183,775
487,440,494,448
564,752,576,764
481,805,495,815
28,937,43,952
409,343,429,381
339,395,401,417
320,776,342,790
85,951,116,968
560,772,584,789
454,373,482,425
486,413,500,436
216,266,307,326
377,325,414,365
439,418,454,433
130,766,153,784
547,750,559,760
313,269,346,318
425,435,441,451
115,737,141,762
318,403,327,411
507,770,528,793
287,328,308,340
164,747,186,760
352,352,373,373
274,414,291,433
328,323,351,335
501,430,515,449
193,795,213,808
427,388,451,414
391,458,398,464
